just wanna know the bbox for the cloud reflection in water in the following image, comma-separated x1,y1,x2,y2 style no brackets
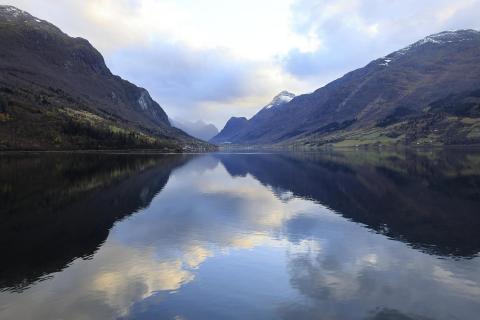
1,151,480,320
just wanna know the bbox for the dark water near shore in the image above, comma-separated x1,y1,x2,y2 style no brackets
1,150,480,320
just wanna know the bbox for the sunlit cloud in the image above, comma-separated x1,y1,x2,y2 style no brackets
283,0,480,82
0,243,198,319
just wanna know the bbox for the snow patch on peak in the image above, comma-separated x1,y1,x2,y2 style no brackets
1,5,45,24
275,90,295,100
278,94,294,103
0,6,51,26
395,30,478,56
264,91,295,110
0,5,28,17
1,5,22,12
379,58,392,67
376,30,479,67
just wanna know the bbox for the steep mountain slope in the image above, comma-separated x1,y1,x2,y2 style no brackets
210,117,249,144
216,30,480,147
0,5,212,151
171,119,219,141
211,91,295,144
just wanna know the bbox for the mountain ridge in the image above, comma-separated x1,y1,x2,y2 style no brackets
0,5,213,151
212,29,480,147
210,117,249,144
210,91,295,144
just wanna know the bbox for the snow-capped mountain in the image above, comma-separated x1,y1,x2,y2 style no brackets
377,29,479,67
263,91,296,110
210,91,295,144
0,5,46,25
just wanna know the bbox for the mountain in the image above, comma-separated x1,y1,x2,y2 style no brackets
214,30,480,147
171,119,219,141
210,117,249,144
0,5,213,151
259,91,295,111
210,91,295,144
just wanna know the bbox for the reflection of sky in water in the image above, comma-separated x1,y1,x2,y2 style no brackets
1,154,480,320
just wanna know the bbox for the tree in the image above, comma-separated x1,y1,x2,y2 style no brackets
0,95,8,113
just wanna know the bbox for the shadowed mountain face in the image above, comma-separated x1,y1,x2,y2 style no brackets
210,117,249,144
211,91,296,144
0,153,193,291
215,150,480,257
214,30,480,147
0,6,211,151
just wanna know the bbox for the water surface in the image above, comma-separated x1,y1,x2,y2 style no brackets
1,150,480,320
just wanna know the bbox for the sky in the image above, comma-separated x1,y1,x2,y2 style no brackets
7,0,480,128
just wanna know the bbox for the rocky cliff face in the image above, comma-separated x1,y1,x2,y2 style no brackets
214,30,480,147
0,5,212,151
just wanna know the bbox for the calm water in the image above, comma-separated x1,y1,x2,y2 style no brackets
1,150,480,320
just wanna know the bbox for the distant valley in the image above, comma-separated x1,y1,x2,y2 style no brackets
170,119,218,142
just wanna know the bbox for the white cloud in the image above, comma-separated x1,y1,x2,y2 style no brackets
283,0,480,81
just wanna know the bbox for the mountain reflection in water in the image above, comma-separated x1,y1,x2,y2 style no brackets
0,150,479,320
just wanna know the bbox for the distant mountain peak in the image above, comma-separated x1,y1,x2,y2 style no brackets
171,118,219,141
0,5,50,26
264,91,295,110
227,116,248,123
0,5,25,14
378,29,480,67
1,5,31,19
401,29,479,52
424,29,479,41
210,117,248,144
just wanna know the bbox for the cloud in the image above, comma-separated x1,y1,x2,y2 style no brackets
0,242,199,319
0,155,322,319
108,42,278,124
8,0,307,126
282,0,480,80
112,155,322,249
